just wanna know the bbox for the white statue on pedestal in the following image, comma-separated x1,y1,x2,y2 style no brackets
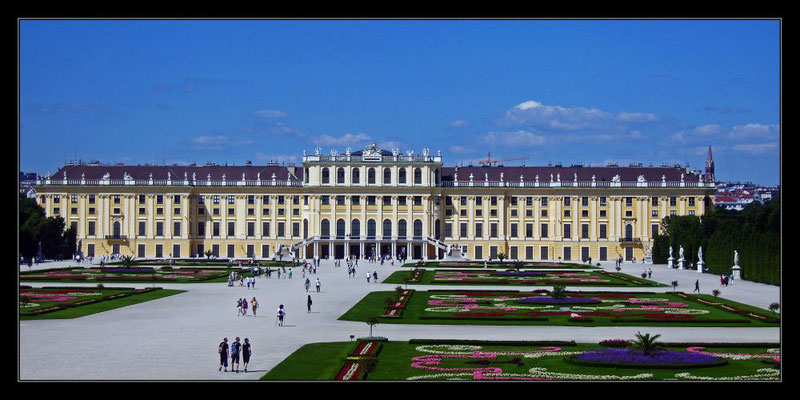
698,246,703,263
646,245,652,259
679,245,684,260
669,246,673,258
734,250,739,266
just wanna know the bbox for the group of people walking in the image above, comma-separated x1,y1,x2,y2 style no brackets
218,337,252,373
237,297,259,316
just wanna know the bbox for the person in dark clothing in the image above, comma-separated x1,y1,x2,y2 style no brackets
307,295,312,313
230,337,241,373
218,338,229,372
242,338,251,373
694,279,700,293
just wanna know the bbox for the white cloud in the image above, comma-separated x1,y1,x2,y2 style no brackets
254,110,288,119
730,124,779,140
694,124,721,136
500,99,657,131
449,145,471,154
448,120,471,128
191,135,254,150
312,133,372,146
732,142,778,155
379,140,404,149
483,130,547,147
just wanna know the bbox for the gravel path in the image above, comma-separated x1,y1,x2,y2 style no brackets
19,259,780,380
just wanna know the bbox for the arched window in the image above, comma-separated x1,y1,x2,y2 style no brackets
336,219,346,237
303,219,308,239
399,168,407,184
434,169,440,185
321,219,330,238
413,219,423,238
337,167,345,184
352,168,360,184
367,219,376,237
368,168,376,184
113,221,121,237
351,219,361,237
383,219,392,238
414,168,422,184
383,168,391,184
398,219,407,238
625,224,633,240
321,168,330,184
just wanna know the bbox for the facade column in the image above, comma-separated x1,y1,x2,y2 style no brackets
533,196,540,240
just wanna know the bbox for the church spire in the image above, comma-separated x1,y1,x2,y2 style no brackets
704,143,715,183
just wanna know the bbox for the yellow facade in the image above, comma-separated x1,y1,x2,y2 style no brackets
36,144,715,261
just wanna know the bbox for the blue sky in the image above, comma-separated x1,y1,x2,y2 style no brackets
20,20,780,184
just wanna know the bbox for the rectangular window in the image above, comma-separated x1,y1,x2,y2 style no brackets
87,244,95,257
541,197,548,206
262,196,269,204
212,244,220,257
581,210,589,217
174,195,181,204
564,197,571,206
278,209,285,216
689,210,695,216
113,195,120,204
248,208,255,216
526,223,533,238
414,196,422,206
137,207,144,215
247,245,255,258
53,207,60,215
490,246,498,259
155,244,163,258
460,223,468,237
626,197,633,206
525,246,534,260
511,197,518,206
476,209,482,217
689,197,696,207
293,196,299,205
490,223,498,238
525,197,532,206
563,223,571,239
397,197,405,206
278,196,285,205
510,209,517,217
174,208,181,215
582,197,589,207
71,207,77,215
227,222,235,237
652,197,659,206
670,210,677,216
382,196,391,206
541,223,549,238
563,246,572,261
510,246,518,260
172,244,181,258
228,195,235,205
138,244,146,258
581,246,590,261
460,196,467,206
88,221,95,236
599,210,607,217
367,196,375,206
445,209,453,216
490,197,497,206
247,222,255,237
526,209,532,217
581,223,589,239
262,208,269,215
89,207,96,215
626,210,633,217
476,197,483,206
652,224,659,237
541,209,548,217
228,208,235,216
262,245,270,258
600,197,606,206
198,221,205,237
475,246,483,260
489,209,497,217
292,222,300,237
461,209,468,217
262,222,270,237
138,221,146,237
670,197,677,206
157,208,164,215
53,195,60,203
444,223,452,238
213,222,220,237
564,209,571,217
652,210,658,217
198,195,205,205
196,244,204,258
510,223,518,238
475,223,483,238
227,244,235,258
352,196,361,205
90,195,97,204
247,195,255,205
156,195,163,204
278,222,285,237
339,196,347,206
600,224,607,239
600,247,608,261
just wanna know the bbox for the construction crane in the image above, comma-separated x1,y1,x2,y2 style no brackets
477,152,529,166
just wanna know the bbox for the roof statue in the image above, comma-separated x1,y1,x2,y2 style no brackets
363,142,381,156
500,172,504,182
550,173,553,182
222,174,226,181
485,172,489,182
520,174,524,183
242,172,246,181
392,148,399,157
64,171,68,179
469,173,474,182
612,174,620,183
437,150,441,157
81,173,85,180
407,150,414,157
680,173,684,182
302,150,306,157
637,175,646,183
346,147,352,156
535,174,539,183
662,175,666,183
167,171,171,180
192,172,196,181
271,172,277,180
315,147,322,156
454,172,458,181
207,173,211,180
591,174,596,182
556,173,560,182
184,172,188,181
102,172,111,180
574,172,578,182
124,171,132,180
423,148,429,157
256,172,260,180
149,173,153,180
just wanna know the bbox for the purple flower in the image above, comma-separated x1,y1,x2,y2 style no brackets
576,349,721,365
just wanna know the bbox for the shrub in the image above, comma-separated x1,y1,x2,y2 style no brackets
712,289,721,298
769,302,780,314
550,284,567,299
96,283,105,289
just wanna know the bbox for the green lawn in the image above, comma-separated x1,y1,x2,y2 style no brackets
262,340,780,381
383,269,663,287
20,288,184,320
339,290,780,327
19,267,258,284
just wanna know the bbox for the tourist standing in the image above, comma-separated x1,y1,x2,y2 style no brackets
242,338,251,373
277,304,286,326
305,277,311,292
373,271,378,283
242,297,248,315
218,338,229,372
237,298,243,316
366,272,371,283
307,295,313,313
694,279,700,293
251,297,258,316
648,268,652,279
315,278,321,293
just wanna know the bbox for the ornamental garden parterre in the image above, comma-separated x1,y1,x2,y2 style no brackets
384,268,660,287
262,339,780,381
20,266,255,283
19,285,183,320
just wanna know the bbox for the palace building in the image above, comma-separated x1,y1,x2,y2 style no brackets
34,143,716,262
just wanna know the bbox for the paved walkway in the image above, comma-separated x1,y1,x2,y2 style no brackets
19,259,780,380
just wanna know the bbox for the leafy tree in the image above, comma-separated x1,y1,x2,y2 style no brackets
551,284,567,299
632,332,663,356
205,249,213,259
497,251,506,262
712,289,721,298
769,302,780,314
671,280,679,292
120,255,136,268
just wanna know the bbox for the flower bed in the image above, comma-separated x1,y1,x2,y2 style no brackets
20,267,238,283
565,349,728,369
19,287,163,316
599,339,630,348
379,290,414,319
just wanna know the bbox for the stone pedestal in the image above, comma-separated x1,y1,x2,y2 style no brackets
732,265,741,280
644,256,652,264
697,260,705,273
443,246,469,262
667,257,674,269
678,258,686,270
